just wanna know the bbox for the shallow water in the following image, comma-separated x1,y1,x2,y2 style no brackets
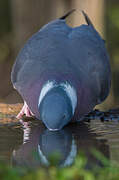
0,103,119,168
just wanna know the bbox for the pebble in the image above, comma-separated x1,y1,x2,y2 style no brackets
84,108,119,122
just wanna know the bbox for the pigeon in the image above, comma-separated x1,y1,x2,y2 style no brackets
11,10,111,131
12,126,77,168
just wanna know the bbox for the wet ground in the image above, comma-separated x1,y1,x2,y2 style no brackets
0,103,119,168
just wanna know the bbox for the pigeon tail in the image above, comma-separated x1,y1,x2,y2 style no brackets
60,9,76,20
81,10,94,28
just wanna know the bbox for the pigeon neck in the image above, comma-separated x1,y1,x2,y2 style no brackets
38,80,77,115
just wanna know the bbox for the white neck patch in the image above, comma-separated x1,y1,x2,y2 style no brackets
38,81,77,115
61,82,77,114
38,81,54,106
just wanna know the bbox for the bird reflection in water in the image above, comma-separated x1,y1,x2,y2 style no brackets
12,122,110,168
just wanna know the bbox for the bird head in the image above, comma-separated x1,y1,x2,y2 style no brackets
38,81,77,131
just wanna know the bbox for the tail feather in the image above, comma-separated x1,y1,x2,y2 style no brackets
82,10,94,28
60,9,76,20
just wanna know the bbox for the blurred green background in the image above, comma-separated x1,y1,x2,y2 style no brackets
0,0,118,110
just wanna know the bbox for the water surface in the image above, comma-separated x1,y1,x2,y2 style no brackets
0,103,119,168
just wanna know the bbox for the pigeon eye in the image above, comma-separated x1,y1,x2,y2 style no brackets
62,115,66,119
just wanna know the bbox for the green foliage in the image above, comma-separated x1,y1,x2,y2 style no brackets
107,2,119,102
0,163,20,180
0,152,119,180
